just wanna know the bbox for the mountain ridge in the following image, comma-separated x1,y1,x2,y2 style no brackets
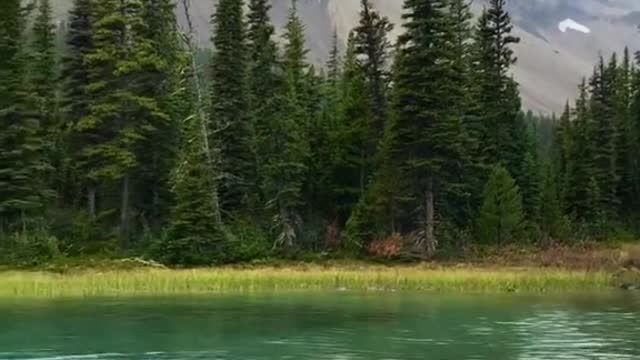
52,0,640,114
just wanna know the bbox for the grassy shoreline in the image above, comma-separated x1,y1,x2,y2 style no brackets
0,266,617,298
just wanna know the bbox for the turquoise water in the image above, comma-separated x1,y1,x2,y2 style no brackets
0,292,639,359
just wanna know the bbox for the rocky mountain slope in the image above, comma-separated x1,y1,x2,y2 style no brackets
53,0,640,114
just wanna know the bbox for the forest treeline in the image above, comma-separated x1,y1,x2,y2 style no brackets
0,0,638,266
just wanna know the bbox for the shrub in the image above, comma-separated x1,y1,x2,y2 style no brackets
46,208,118,256
477,166,524,245
0,228,62,266
367,233,403,258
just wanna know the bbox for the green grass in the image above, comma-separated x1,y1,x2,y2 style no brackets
0,266,615,298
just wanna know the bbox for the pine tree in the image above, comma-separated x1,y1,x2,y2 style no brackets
337,0,395,227
554,101,573,208
353,0,393,134
30,0,64,211
78,0,171,244
443,0,476,224
210,0,254,215
477,166,524,245
314,30,343,220
567,78,598,220
247,0,280,209
324,29,342,133
390,0,470,253
589,55,618,215
614,47,635,215
60,0,94,210
162,86,224,265
0,0,49,229
326,29,341,85
304,65,331,210
335,32,372,222
31,0,57,130
281,0,308,99
471,1,523,180
263,0,309,248
630,53,640,217
136,0,182,229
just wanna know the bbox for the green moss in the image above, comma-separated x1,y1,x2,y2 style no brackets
0,266,614,298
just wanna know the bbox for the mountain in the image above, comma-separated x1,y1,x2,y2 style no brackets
52,0,640,114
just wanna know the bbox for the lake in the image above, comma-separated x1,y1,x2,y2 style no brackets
0,292,638,359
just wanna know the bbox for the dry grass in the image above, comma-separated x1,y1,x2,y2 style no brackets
463,243,640,271
0,266,614,298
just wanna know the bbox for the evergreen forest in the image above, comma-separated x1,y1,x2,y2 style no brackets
1,0,639,266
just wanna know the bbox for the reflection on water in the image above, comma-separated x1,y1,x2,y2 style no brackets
0,293,638,360
513,308,640,360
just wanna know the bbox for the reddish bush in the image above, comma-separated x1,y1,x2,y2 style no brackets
368,233,403,258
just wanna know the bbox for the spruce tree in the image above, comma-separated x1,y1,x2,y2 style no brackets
31,0,57,130
0,0,49,229
162,90,224,265
136,0,182,229
614,48,635,215
630,53,640,217
314,30,343,220
390,0,469,253
281,0,308,99
263,0,309,248
471,1,524,181
353,0,393,134
567,79,598,220
210,0,254,215
324,29,342,133
589,56,618,215
554,102,573,208
60,0,94,210
444,0,476,224
336,32,372,220
326,29,341,85
78,0,171,244
338,0,395,226
31,0,63,209
247,0,280,209
477,166,524,245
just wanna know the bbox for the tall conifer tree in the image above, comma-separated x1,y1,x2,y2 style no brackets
390,0,469,253
31,0,57,130
471,1,523,180
353,0,393,135
589,56,618,215
60,0,94,211
79,0,171,243
136,0,182,228
210,0,253,215
0,0,49,229
247,0,280,208
264,0,309,248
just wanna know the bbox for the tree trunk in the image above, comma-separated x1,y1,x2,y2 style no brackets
88,186,96,218
152,152,160,230
120,175,130,248
424,176,436,253
359,149,366,193
390,199,396,234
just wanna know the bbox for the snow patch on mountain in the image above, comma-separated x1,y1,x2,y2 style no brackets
558,18,591,33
